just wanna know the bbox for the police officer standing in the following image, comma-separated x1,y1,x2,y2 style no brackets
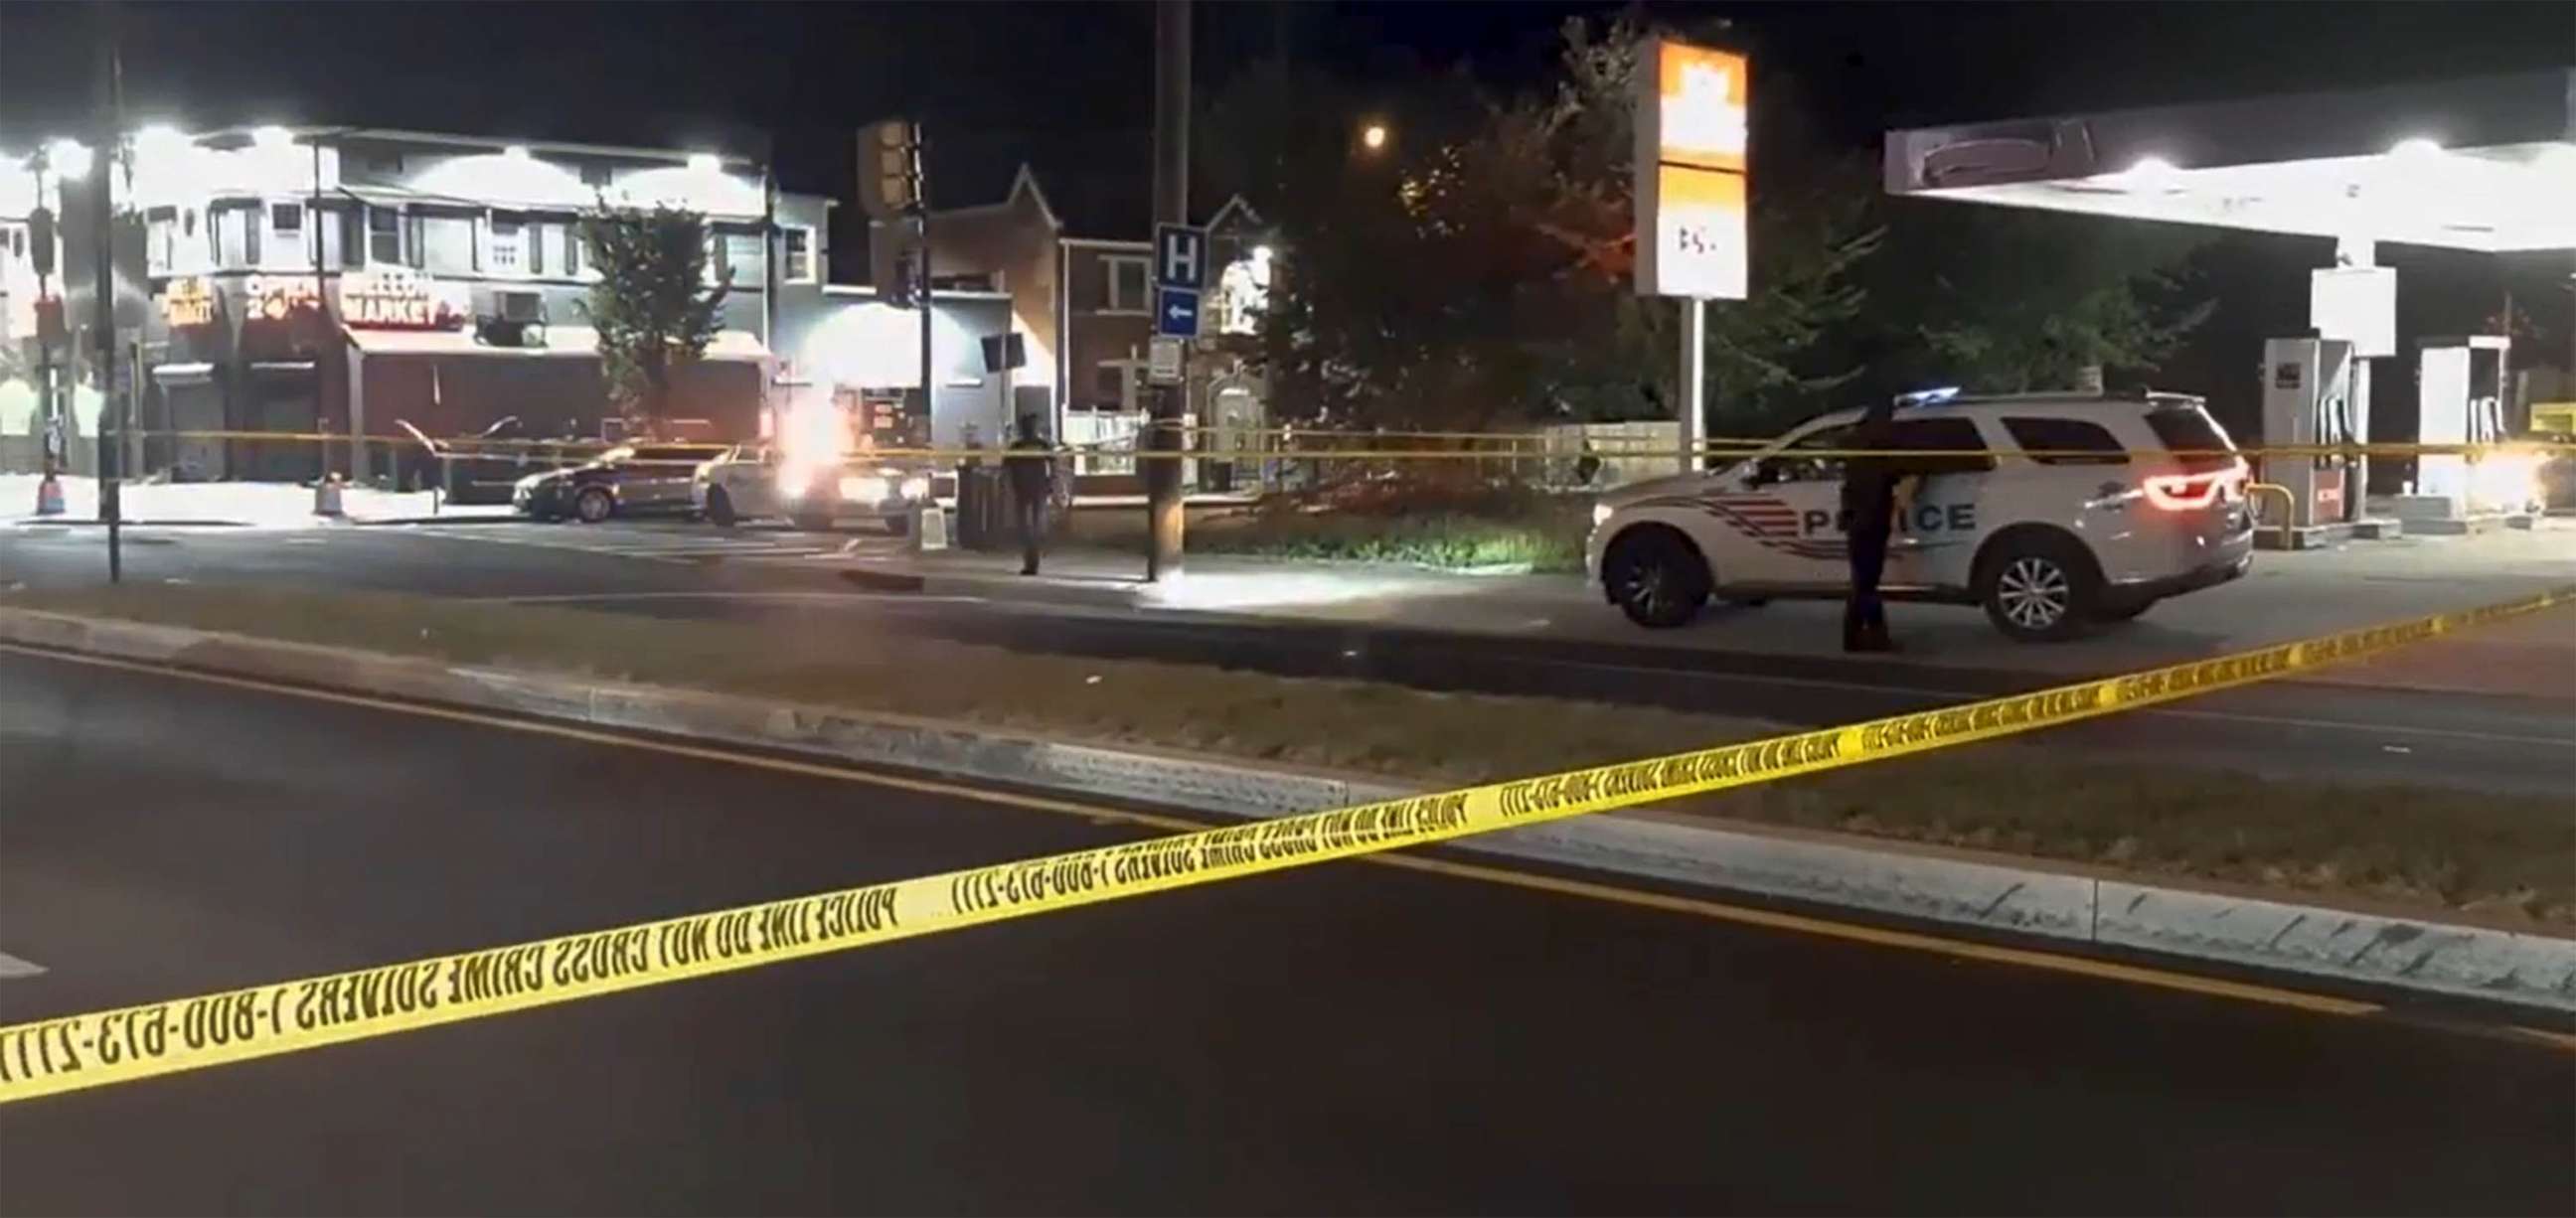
1004,414,1056,576
1841,398,1904,652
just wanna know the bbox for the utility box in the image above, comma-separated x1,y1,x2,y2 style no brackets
2259,337,2357,527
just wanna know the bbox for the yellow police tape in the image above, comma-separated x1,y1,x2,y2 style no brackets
0,587,2565,1104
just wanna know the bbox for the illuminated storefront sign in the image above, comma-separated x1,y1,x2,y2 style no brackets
242,273,323,321
159,276,218,327
1633,39,1749,300
339,267,465,329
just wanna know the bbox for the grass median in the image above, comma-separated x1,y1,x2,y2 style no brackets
6,582,2567,925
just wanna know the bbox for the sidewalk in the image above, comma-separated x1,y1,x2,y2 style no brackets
847,524,2576,699
1,475,514,528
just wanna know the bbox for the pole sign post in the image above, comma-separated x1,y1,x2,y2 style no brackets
1154,222,1206,338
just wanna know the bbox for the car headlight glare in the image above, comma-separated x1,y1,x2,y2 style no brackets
898,476,930,501
840,475,889,502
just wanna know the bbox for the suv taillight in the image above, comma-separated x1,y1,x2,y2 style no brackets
2142,463,2245,511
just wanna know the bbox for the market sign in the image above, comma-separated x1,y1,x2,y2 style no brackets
242,273,322,321
1633,39,1749,300
339,267,464,330
159,276,218,327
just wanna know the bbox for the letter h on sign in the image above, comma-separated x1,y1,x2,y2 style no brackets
1155,224,1206,291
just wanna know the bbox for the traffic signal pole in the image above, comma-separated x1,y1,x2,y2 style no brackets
1143,0,1190,581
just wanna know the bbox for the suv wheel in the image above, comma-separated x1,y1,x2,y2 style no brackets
1603,528,1709,629
1979,533,2098,642
572,486,615,525
704,487,736,528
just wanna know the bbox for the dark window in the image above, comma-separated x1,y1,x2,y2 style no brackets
2143,405,2236,472
579,162,614,188
564,225,584,276
367,208,402,263
2002,416,2127,465
270,203,303,233
1092,365,1127,400
1885,416,1995,476
781,228,813,281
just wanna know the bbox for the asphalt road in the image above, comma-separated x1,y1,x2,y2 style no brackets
2,647,2571,1215
4,522,2569,793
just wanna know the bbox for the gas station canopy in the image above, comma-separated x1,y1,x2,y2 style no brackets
1883,70,2576,253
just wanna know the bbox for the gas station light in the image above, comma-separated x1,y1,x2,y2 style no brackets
2120,156,2180,191
2389,137,2444,161
252,125,295,150
503,144,532,160
688,152,722,174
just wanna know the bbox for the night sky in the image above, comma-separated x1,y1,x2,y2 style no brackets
5,0,2570,410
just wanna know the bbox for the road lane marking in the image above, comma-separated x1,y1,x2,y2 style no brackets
0,953,47,981
468,591,985,607
9,637,2565,1059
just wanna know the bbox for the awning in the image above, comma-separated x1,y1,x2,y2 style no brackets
344,325,770,363
1883,70,2576,253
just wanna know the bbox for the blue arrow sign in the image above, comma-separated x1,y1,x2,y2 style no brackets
1156,286,1201,338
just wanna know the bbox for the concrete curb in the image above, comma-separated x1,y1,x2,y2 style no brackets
5,606,2570,1013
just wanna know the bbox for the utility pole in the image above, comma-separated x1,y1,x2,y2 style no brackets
92,0,122,581
1143,0,1190,580
29,157,62,515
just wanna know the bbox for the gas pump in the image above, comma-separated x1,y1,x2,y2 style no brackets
2259,337,2357,527
2413,335,2511,513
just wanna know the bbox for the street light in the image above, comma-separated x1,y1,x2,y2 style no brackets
1360,122,1389,152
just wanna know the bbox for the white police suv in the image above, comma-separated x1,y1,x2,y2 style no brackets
1586,389,2254,642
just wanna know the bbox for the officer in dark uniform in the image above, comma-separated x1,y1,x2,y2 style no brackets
1003,415,1055,575
1841,398,1903,652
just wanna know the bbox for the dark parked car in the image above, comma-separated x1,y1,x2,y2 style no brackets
514,444,727,523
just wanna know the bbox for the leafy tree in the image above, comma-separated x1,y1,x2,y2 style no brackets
1856,205,2212,397
577,203,729,433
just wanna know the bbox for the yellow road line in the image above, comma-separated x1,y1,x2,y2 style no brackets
0,640,2490,1029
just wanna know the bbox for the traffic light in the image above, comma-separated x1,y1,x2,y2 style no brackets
859,119,921,219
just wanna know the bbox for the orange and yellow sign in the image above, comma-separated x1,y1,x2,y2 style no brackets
1635,39,1748,299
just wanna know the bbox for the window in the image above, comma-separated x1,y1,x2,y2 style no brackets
578,162,614,188
488,216,524,274
270,202,303,236
564,225,585,278
721,231,763,283
1102,254,1149,313
367,208,402,264
528,221,547,276
2002,416,2127,465
1761,423,1859,484
1884,417,1996,476
780,227,814,282
1092,365,1127,399
214,207,256,268
2143,404,2237,472
146,213,177,274
419,215,476,274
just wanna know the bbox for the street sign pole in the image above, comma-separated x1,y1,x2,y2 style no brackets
1144,0,1191,582
92,1,122,582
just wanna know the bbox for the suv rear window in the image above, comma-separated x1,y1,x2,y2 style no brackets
2001,416,2127,465
1886,417,1995,476
2142,406,2237,472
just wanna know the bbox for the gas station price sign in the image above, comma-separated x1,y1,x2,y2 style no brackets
1634,39,1749,300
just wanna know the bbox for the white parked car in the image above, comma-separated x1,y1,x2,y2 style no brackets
691,444,932,533
1585,390,2255,642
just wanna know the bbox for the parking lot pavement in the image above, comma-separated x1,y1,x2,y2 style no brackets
390,519,901,565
